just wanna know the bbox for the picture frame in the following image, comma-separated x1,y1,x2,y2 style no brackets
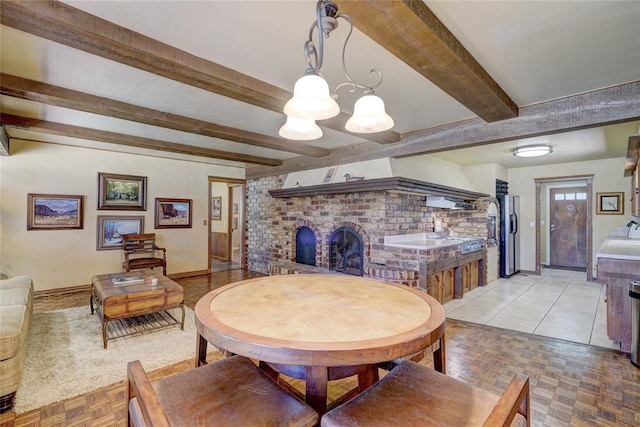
98,172,147,211
27,193,84,230
96,215,144,250
232,203,239,215
155,198,192,229
596,192,624,215
211,196,222,221
322,167,337,184
232,217,238,230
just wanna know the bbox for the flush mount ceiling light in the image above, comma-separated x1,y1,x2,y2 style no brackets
512,144,553,158
279,0,394,140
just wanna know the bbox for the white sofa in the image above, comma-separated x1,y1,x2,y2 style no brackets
0,276,33,413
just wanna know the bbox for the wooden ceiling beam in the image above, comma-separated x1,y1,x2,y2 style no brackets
0,73,329,158
0,114,282,166
247,81,640,178
340,0,518,122
0,0,400,144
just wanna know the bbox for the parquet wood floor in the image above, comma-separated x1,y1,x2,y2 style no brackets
2,270,638,426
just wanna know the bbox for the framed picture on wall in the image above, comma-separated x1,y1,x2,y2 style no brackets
27,193,84,230
211,196,222,221
596,192,624,215
232,217,238,230
97,172,147,211
96,215,144,250
322,167,337,184
155,198,192,228
232,203,239,214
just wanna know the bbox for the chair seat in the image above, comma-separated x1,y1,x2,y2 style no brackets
127,258,165,268
128,355,318,426
321,361,528,427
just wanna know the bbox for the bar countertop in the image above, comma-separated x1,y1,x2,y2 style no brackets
596,237,640,261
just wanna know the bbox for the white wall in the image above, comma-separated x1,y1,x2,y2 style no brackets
465,163,508,196
508,157,631,275
283,158,394,188
0,140,244,291
282,155,481,192
391,155,478,192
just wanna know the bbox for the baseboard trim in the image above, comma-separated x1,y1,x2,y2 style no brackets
168,270,211,279
33,270,213,298
34,284,91,298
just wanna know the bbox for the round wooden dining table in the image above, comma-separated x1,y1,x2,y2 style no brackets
194,274,446,415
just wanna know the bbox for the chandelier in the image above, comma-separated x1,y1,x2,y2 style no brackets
279,0,394,141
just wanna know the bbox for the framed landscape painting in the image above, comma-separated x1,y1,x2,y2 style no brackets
97,215,144,250
98,172,147,210
155,198,192,229
27,193,84,230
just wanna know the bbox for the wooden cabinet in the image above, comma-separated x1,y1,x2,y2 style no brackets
421,251,485,304
597,257,638,352
428,268,455,304
461,260,480,294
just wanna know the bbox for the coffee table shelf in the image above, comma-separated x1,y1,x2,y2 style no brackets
91,270,185,348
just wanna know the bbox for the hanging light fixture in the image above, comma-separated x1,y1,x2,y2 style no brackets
279,0,394,140
279,116,323,140
512,144,553,158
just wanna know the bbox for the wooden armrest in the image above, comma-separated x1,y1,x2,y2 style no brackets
127,360,171,427
482,374,530,427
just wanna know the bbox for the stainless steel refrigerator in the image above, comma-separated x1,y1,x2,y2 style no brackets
499,195,520,278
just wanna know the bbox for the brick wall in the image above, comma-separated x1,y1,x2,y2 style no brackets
246,175,492,286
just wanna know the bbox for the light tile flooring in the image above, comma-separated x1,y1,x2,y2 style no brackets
444,267,620,350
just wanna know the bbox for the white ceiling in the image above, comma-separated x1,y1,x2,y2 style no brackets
432,120,640,169
1,1,639,170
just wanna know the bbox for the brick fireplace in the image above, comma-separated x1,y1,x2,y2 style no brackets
246,174,494,287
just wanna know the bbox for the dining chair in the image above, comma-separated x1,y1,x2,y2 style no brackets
126,355,319,427
321,360,530,427
122,233,167,276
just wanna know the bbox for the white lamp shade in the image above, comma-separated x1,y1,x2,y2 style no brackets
284,74,340,120
512,145,553,158
345,94,394,133
279,116,323,140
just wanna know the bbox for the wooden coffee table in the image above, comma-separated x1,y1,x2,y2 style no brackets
90,270,185,348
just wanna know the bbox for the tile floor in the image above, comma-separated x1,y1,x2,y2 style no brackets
444,267,619,350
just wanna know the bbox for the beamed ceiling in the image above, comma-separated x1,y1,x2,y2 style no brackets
1,0,639,178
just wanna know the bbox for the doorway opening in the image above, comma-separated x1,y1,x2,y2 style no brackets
209,177,246,272
535,175,594,280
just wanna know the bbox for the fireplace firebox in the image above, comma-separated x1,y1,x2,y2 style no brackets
295,226,316,266
329,227,364,276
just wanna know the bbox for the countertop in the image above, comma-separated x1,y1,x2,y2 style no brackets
596,237,640,261
384,232,463,250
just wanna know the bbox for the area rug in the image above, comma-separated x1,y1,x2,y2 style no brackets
14,306,209,414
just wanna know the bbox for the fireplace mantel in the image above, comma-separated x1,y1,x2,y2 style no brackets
269,177,488,201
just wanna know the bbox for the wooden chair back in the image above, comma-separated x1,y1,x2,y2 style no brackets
122,233,167,276
321,361,530,427
126,356,318,426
